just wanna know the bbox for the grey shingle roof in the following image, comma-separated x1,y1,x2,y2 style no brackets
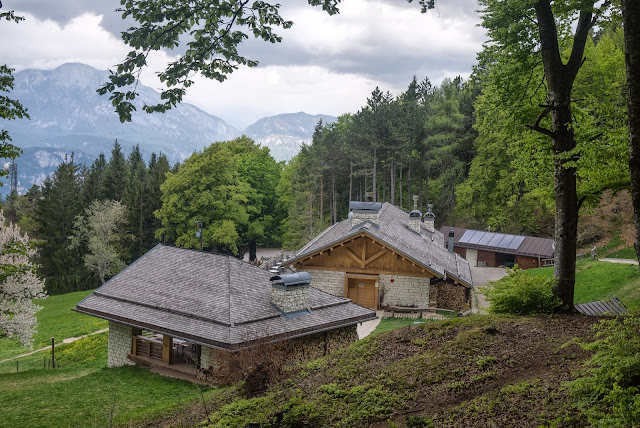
286,203,473,288
440,226,554,258
74,245,375,349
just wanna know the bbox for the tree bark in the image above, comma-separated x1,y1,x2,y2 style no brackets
249,239,257,262
534,0,595,311
623,0,640,265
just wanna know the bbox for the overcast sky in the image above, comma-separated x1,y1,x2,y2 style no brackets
2,0,486,129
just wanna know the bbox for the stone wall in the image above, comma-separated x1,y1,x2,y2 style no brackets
271,285,309,312
379,274,430,308
201,325,358,382
351,212,379,226
309,269,345,296
429,280,469,311
108,321,135,368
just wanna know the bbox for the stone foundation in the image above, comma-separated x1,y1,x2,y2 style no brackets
108,321,135,368
200,325,358,378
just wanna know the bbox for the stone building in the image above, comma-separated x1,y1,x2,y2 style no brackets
440,226,554,269
283,201,473,312
74,245,375,374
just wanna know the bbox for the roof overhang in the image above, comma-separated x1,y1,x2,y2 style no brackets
284,230,472,289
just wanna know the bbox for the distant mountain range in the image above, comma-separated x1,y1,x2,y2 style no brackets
1,63,336,195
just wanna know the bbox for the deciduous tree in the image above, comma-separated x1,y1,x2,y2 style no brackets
71,200,129,285
0,211,46,347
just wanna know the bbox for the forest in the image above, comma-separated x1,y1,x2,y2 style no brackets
0,20,634,295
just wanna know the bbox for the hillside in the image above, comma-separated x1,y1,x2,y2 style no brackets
140,315,600,427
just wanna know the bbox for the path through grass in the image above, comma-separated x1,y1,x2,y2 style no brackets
0,289,106,361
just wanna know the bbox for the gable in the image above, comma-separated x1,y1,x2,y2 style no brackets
291,233,437,278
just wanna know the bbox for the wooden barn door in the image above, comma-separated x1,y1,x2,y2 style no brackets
346,277,377,310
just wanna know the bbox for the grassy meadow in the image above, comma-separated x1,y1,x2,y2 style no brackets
0,289,107,362
528,259,640,310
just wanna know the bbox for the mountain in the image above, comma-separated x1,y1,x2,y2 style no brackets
1,63,336,195
244,112,337,161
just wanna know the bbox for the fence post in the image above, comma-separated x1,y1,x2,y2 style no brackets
51,337,55,369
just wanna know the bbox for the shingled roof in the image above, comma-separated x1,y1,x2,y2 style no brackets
440,226,554,259
284,203,473,288
74,245,375,350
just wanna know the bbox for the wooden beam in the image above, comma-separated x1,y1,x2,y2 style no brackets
364,249,386,266
361,240,366,267
344,246,363,266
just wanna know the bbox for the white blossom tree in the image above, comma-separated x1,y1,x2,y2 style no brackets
0,211,46,347
71,200,129,284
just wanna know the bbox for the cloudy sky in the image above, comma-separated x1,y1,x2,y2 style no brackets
2,0,486,129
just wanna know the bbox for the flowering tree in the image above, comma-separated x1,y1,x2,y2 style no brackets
0,211,46,347
71,200,129,284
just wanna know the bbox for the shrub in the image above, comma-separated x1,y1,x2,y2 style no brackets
567,313,640,427
481,267,561,315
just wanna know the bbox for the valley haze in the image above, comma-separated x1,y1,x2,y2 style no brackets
2,63,337,195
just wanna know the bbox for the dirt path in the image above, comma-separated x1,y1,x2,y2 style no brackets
0,328,108,364
599,257,639,265
470,267,509,314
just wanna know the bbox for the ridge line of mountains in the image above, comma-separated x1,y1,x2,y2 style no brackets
2,63,336,195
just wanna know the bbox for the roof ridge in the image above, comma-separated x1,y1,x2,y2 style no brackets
297,221,341,255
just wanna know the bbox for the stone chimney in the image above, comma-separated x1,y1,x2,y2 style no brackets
448,227,455,254
424,203,435,233
270,272,312,313
409,195,422,233
349,201,382,226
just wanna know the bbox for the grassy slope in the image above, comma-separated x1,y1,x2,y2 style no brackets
528,260,640,310
0,331,216,427
200,315,598,427
0,289,107,361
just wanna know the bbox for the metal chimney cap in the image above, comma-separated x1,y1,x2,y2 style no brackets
409,209,422,218
270,271,312,287
349,201,382,213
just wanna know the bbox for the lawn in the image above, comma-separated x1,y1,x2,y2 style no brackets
0,289,107,361
528,259,640,310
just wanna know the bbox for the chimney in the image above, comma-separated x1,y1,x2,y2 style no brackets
424,203,435,233
349,201,382,226
270,272,312,313
409,195,422,233
448,227,455,254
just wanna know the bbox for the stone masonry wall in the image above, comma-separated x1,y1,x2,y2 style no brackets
309,270,345,296
351,212,379,226
108,321,135,368
201,325,358,381
271,286,309,312
379,274,430,308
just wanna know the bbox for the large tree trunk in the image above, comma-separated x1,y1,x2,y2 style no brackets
623,0,640,265
534,0,594,311
249,239,257,262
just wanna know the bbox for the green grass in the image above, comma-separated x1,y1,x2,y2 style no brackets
0,289,106,361
0,363,212,427
371,315,455,336
607,246,638,259
528,260,640,310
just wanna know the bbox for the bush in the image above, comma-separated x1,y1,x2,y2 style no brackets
481,267,561,315
567,314,640,427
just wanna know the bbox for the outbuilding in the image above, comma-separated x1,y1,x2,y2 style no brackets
74,245,375,375
440,226,554,269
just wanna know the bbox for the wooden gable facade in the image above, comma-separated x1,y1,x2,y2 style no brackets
291,232,436,278
290,232,447,310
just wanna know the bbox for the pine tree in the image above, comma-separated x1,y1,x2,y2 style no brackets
103,141,129,202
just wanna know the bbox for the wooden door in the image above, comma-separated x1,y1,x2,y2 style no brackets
347,278,377,309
